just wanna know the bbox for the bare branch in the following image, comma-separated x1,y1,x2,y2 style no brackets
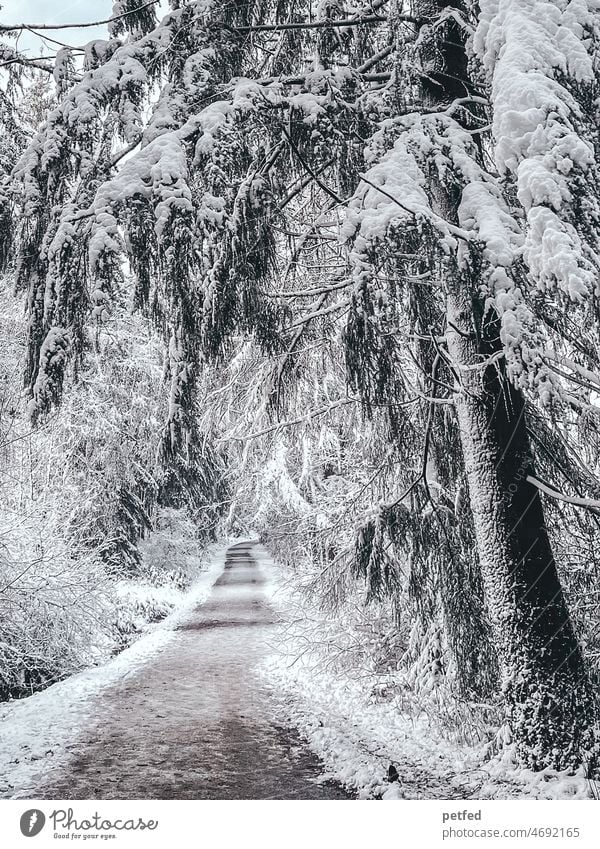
0,0,160,33
271,293,328,411
288,298,351,329
229,15,395,33
282,127,343,204
223,398,357,442
273,279,351,298
526,475,600,513
358,44,393,74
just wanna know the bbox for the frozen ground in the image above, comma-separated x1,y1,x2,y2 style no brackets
0,543,226,798
0,542,348,800
0,542,596,800
257,547,599,801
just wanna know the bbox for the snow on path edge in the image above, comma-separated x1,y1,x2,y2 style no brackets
0,542,231,798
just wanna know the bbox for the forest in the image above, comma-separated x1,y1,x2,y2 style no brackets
1,0,600,800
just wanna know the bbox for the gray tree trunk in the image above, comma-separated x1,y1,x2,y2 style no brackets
446,289,596,770
407,0,598,770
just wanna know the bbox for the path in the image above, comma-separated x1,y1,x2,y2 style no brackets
36,543,349,800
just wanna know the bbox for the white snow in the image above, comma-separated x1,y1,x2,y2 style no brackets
1,539,597,801
256,546,600,800
474,0,599,303
0,543,228,799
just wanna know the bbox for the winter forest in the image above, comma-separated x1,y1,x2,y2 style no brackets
1,0,600,802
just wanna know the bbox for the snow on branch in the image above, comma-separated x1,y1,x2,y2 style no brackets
0,44,54,73
474,0,600,303
225,15,393,32
224,399,357,443
0,1,161,32
526,474,600,513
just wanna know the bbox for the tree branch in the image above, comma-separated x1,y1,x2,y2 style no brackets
359,172,472,243
0,0,160,32
271,293,328,411
224,398,357,442
0,54,54,73
282,128,343,204
256,71,391,86
526,475,600,514
288,298,351,329
229,15,398,33
358,44,393,74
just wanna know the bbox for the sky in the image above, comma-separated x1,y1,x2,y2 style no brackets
0,1,169,57
1,0,113,56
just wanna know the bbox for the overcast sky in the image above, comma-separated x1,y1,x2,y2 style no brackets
0,1,147,56
1,1,113,55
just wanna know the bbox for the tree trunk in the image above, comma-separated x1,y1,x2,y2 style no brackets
411,286,498,699
446,291,596,771
408,0,598,770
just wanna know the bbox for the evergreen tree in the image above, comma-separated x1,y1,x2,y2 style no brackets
10,0,600,772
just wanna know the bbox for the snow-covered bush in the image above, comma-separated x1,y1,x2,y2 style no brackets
112,508,209,649
0,518,111,701
0,282,214,700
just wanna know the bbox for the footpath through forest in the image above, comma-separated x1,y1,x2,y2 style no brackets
32,542,349,800
0,543,592,800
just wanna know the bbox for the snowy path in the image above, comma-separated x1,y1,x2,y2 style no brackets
30,542,349,800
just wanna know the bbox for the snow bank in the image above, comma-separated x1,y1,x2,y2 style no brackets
256,546,599,800
0,544,227,799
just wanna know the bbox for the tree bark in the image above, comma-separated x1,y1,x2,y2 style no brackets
408,0,598,770
446,291,596,771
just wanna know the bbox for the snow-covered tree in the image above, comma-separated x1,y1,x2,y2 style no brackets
9,0,600,773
